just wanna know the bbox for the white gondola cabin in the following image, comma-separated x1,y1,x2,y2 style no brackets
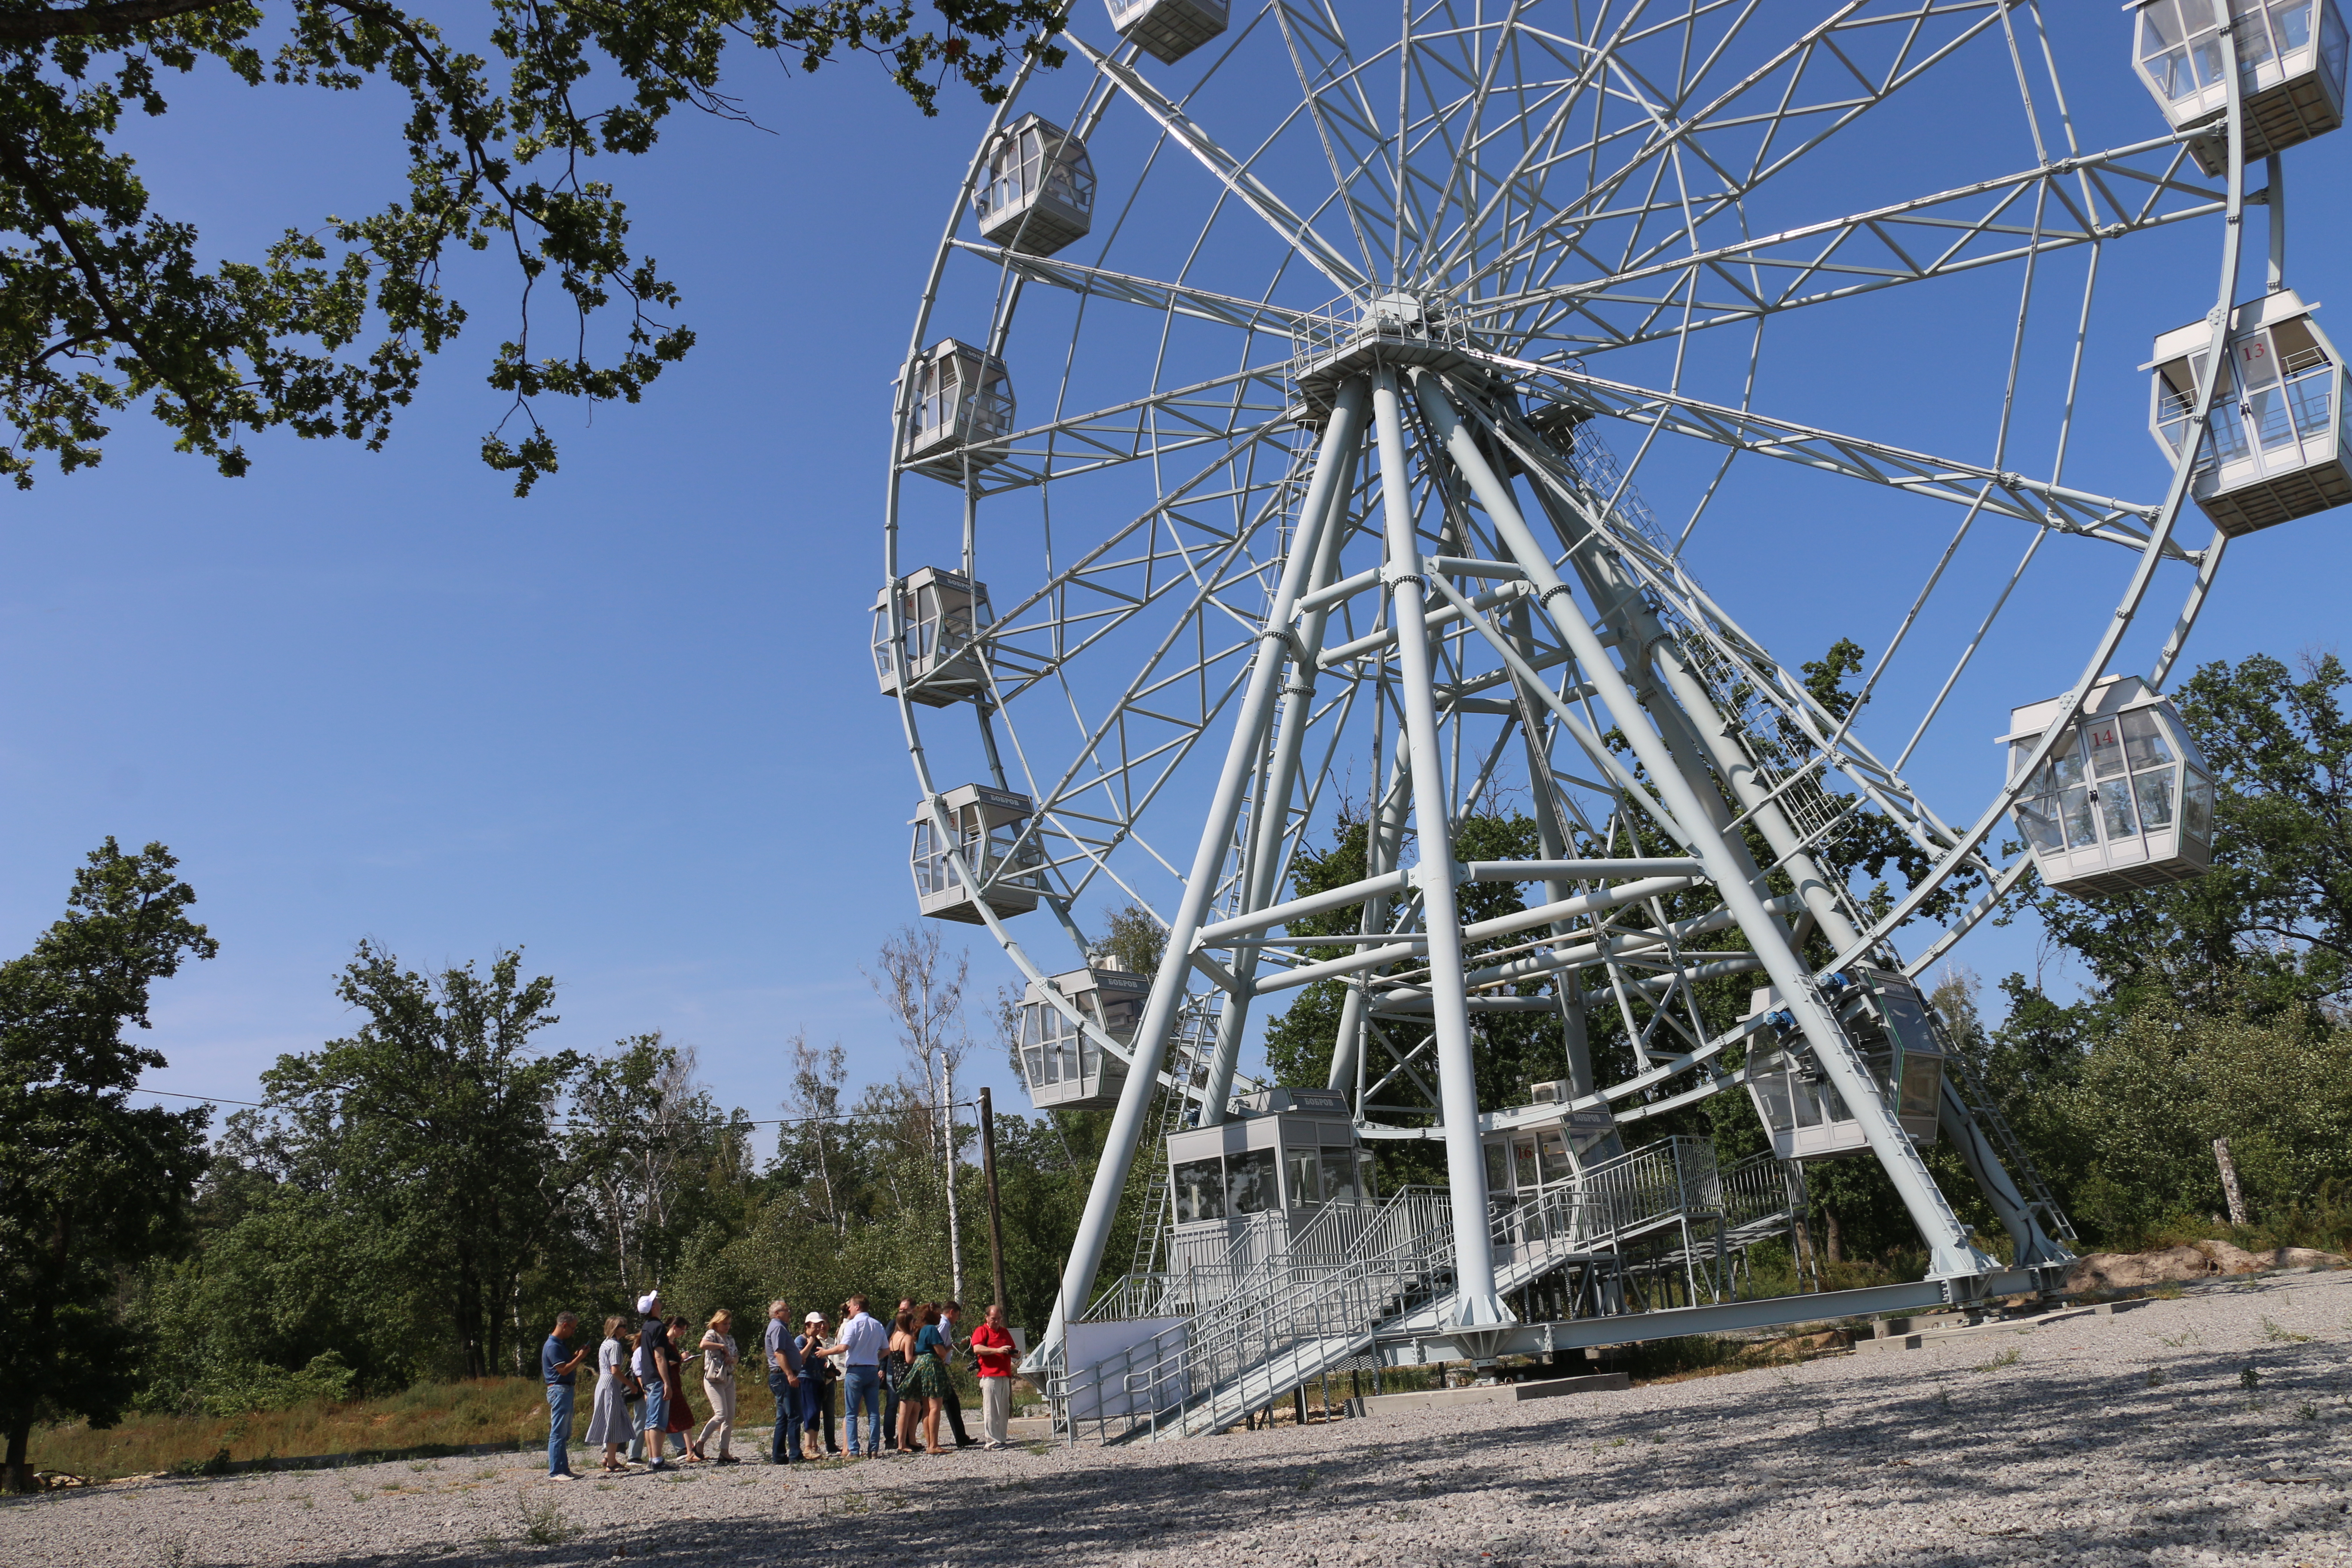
1740,968,1946,1161
2132,0,2347,173
901,340,1014,480
1015,965,1148,1111
974,114,1096,257
872,567,992,707
910,783,1045,923
1106,0,1229,65
1479,1092,1627,1201
1165,1088,1372,1281
2003,676,2217,896
2148,290,2352,536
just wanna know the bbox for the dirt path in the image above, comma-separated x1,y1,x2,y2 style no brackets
6,1270,2348,1568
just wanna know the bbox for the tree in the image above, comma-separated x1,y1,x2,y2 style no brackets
0,839,214,1492
249,942,579,1378
0,0,1066,491
568,1032,750,1298
867,923,970,1300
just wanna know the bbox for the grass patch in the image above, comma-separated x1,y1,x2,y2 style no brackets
28,1378,551,1481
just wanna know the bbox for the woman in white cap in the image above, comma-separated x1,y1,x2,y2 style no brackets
796,1311,839,1455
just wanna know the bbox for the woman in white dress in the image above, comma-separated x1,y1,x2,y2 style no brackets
584,1315,637,1471
696,1308,739,1464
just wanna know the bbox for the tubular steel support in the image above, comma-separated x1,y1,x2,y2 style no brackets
1412,369,1988,1282
1372,367,1506,1328
1038,380,1369,1364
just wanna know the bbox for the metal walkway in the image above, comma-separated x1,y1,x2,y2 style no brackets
1053,1137,1798,1442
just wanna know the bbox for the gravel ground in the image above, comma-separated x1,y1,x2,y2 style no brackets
7,1270,2349,1568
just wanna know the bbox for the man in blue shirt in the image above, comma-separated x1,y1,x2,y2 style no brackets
763,1300,804,1464
540,1313,589,1479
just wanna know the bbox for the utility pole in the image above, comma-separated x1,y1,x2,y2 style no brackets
980,1087,1009,1312
943,1057,965,1302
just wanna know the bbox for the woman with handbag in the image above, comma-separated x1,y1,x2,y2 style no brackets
584,1316,638,1472
696,1309,739,1464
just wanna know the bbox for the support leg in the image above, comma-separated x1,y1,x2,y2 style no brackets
1372,368,1505,1328
1036,381,1369,1362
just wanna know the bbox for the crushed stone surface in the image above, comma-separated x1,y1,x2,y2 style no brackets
7,1270,2350,1567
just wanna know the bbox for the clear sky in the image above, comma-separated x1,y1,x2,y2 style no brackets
3,3,2347,1142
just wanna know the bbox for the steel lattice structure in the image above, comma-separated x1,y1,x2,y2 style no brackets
875,0,2336,1427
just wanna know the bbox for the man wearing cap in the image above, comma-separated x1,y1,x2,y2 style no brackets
634,1292,673,1470
796,1311,839,1455
763,1300,804,1465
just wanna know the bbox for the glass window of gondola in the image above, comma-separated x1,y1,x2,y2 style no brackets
1172,1157,1225,1223
2148,291,2352,536
973,114,1095,257
1105,0,1230,65
2004,677,2217,897
1226,1148,1278,1216
2132,0,2348,169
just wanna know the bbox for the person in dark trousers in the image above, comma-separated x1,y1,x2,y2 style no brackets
879,1296,913,1449
798,1311,840,1455
763,1299,805,1464
541,1312,590,1479
934,1301,978,1448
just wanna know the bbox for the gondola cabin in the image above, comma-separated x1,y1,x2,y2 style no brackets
1740,968,1947,1161
2148,291,2352,536
2131,0,2347,172
901,340,1014,480
1164,1088,1372,1282
974,114,1096,257
872,567,992,706
910,784,1045,923
2003,676,2216,895
1106,0,1229,65
1015,965,1148,1111
1479,1090,1626,1202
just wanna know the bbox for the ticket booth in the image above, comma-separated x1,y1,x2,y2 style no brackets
872,567,992,706
2148,291,2352,536
910,784,1045,923
1164,1087,1371,1282
1740,968,1947,1161
2131,0,2346,172
1015,966,1148,1111
2002,675,2217,896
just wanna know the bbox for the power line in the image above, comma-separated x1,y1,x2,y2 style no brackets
130,1087,989,1130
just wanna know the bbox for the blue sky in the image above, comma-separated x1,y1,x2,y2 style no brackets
3,3,2347,1140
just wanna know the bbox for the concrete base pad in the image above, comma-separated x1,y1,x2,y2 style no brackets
1359,1371,1629,1414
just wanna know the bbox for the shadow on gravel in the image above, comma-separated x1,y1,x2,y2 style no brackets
17,1320,2346,1566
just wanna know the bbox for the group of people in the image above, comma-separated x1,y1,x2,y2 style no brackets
539,1292,1020,1480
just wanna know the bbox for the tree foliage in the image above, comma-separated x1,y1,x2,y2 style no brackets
0,0,1066,491
0,839,214,1491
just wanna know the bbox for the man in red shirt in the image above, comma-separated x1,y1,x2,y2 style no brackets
969,1302,1019,1449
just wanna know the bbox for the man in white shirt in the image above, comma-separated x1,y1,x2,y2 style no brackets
820,1295,888,1458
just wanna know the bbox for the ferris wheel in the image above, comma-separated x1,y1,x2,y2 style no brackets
874,0,2349,1350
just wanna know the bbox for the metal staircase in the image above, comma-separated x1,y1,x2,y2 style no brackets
1945,1042,2079,1246
1055,1137,1800,1443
